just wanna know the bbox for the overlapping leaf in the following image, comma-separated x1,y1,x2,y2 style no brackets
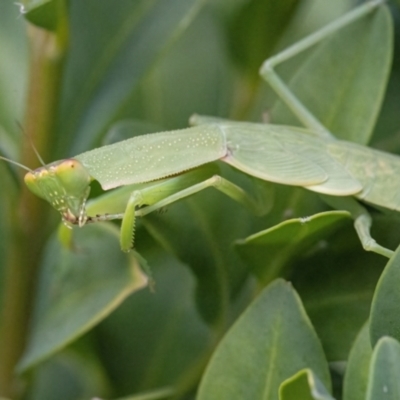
197,280,330,400
18,224,147,372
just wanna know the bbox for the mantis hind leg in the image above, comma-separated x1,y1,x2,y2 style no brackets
321,195,394,258
259,0,384,138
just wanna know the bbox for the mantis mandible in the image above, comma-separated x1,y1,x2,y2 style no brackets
2,0,395,258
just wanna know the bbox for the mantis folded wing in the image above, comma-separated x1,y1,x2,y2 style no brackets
15,0,395,258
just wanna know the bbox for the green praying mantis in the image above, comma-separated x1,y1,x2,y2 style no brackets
2,0,396,258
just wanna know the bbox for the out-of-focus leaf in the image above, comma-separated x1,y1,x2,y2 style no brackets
17,223,147,372
129,9,235,130
0,0,25,292
58,0,205,155
27,340,111,400
0,1,28,143
370,245,400,346
235,211,351,284
228,0,300,79
141,164,262,324
96,239,213,396
366,336,400,400
23,0,65,31
197,280,330,400
289,214,390,361
279,369,334,400
111,387,175,400
343,323,372,400
270,5,393,144
102,119,163,145
0,164,18,313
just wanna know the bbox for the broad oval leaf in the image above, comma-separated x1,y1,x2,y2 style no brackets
27,344,111,400
95,243,214,395
343,322,372,400
370,245,400,346
17,223,147,372
279,368,334,400
235,211,351,284
111,387,175,400
197,279,330,400
366,336,400,400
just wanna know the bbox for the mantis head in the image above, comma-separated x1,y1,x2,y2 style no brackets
24,159,92,227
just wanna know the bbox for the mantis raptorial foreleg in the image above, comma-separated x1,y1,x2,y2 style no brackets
120,175,268,251
135,175,264,218
82,165,269,251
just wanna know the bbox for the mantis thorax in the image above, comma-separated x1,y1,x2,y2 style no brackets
24,159,92,227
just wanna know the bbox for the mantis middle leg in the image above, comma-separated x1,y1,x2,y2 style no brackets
321,195,394,258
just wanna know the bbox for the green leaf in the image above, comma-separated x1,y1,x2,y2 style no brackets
343,323,372,400
0,1,28,143
228,0,300,79
27,341,111,400
112,387,175,400
271,5,393,144
17,223,147,372
366,336,400,400
58,0,205,155
292,214,396,361
132,9,235,130
141,164,260,324
103,119,164,145
23,0,65,31
279,369,334,400
235,211,351,284
197,279,330,400
370,245,400,346
96,241,214,395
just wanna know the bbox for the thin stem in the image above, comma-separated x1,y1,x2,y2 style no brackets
0,20,68,398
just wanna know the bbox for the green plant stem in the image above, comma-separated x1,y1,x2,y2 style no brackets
0,25,67,398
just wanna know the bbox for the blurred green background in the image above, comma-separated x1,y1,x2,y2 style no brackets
0,0,400,399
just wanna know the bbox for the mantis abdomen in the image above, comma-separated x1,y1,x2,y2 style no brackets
327,141,400,211
224,122,400,212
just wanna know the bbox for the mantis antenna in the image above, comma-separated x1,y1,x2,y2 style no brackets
0,155,33,172
15,121,46,166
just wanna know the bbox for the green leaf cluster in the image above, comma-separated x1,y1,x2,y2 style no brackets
1,0,400,399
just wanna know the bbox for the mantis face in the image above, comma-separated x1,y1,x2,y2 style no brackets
24,159,92,227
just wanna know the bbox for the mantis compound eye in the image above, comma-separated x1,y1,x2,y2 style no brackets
24,159,92,214
24,170,47,200
53,159,92,197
